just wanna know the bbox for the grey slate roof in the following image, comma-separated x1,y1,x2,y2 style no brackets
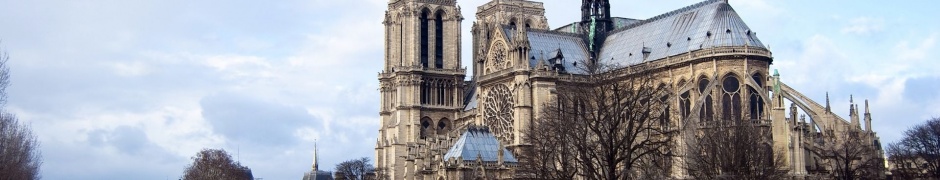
525,30,590,73
464,91,478,111
598,0,766,66
443,126,518,163
554,17,643,34
463,80,478,111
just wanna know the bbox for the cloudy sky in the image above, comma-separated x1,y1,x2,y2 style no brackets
0,0,937,179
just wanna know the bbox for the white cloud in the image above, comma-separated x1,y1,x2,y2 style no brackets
841,17,885,35
895,33,937,62
732,0,783,16
111,61,151,77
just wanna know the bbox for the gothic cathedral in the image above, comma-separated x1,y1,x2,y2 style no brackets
377,0,884,179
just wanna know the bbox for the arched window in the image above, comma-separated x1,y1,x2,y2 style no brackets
419,10,430,68
660,93,671,130
721,75,742,121
420,117,432,139
434,10,444,69
678,80,691,120
749,73,765,119
420,79,428,104
400,22,405,66
437,80,445,105
699,77,714,122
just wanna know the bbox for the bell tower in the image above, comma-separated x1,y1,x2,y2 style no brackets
378,0,464,179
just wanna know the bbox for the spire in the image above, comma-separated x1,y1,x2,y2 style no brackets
312,140,319,172
772,69,781,94
580,0,613,62
850,97,861,129
849,95,855,115
865,99,870,114
825,92,831,113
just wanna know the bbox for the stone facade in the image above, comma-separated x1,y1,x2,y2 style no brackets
376,0,885,179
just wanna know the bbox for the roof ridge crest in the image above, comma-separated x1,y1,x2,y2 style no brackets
608,0,723,34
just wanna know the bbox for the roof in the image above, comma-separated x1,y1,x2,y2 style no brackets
463,80,477,111
525,30,590,73
443,126,518,163
464,91,478,111
554,17,643,34
499,26,590,73
598,0,766,66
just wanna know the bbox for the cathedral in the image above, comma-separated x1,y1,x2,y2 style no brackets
376,0,885,179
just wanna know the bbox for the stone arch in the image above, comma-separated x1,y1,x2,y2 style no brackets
508,17,519,30
778,83,828,132
433,8,447,18
524,18,534,29
416,5,433,15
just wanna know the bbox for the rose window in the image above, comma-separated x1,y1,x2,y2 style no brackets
484,84,514,144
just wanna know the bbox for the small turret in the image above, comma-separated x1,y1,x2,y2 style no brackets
790,103,798,123
865,99,873,132
850,95,861,129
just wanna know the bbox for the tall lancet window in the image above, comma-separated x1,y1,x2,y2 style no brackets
721,75,742,121
678,80,691,120
434,11,444,69
749,73,765,119
420,10,430,68
699,77,714,122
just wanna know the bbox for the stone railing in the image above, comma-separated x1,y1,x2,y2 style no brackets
602,46,773,77
478,67,516,82
379,66,467,78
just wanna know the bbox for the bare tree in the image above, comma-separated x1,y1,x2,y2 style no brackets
819,129,883,180
886,117,940,179
520,61,674,180
517,103,579,179
886,142,922,179
182,148,253,180
0,41,42,180
0,113,42,180
683,119,786,180
0,42,10,105
335,157,375,180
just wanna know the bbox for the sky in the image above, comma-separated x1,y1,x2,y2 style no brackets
0,0,938,179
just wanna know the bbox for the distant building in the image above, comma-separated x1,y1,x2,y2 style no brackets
303,142,333,180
